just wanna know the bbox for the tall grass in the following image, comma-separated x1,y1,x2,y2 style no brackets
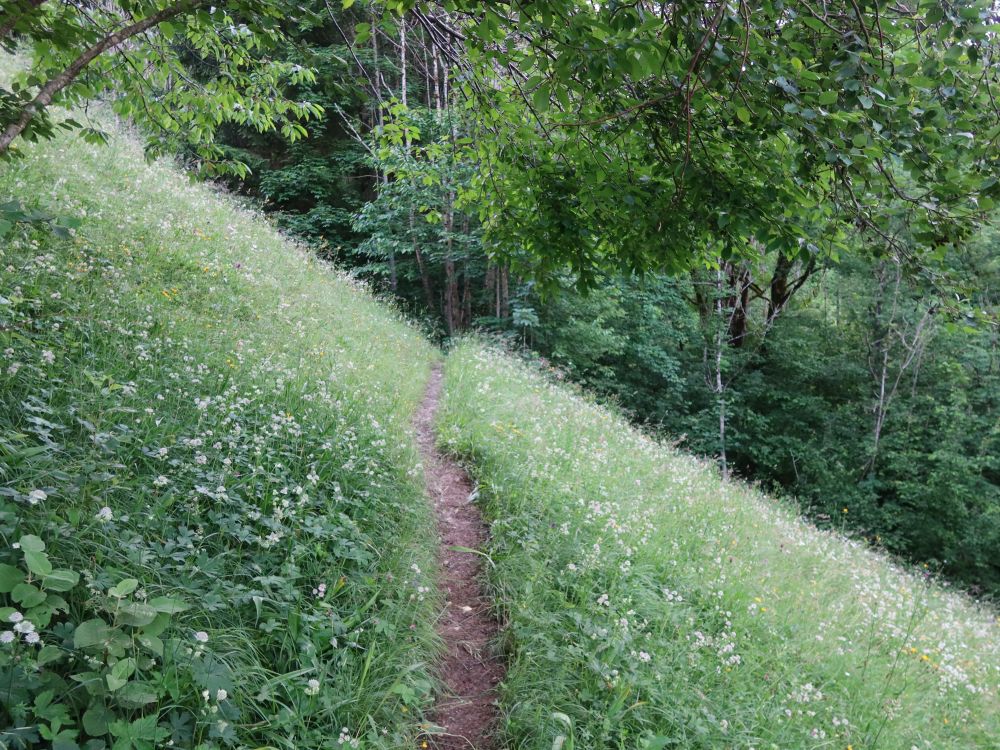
439,341,999,750
0,126,438,748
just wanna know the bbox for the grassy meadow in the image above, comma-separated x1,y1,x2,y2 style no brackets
438,341,1000,750
0,129,439,748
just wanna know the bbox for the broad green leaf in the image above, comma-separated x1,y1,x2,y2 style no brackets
116,601,157,627
24,549,53,577
108,578,139,598
138,634,163,657
116,681,159,706
149,596,189,614
12,582,46,607
106,672,127,692
74,618,115,649
532,84,551,114
83,705,111,736
111,657,136,682
42,568,80,592
37,645,64,666
18,534,45,553
141,612,170,637
0,563,24,593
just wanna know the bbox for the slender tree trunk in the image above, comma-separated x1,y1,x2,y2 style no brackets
0,1,203,153
412,244,434,310
444,257,458,334
715,267,729,480
865,259,935,473
399,18,408,106
868,261,893,470
367,21,396,291
500,266,510,318
381,172,397,291
725,261,752,347
462,262,472,329
403,15,436,311
432,45,442,111
768,253,793,323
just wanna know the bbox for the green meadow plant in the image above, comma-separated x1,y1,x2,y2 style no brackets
439,341,1000,750
0,123,438,748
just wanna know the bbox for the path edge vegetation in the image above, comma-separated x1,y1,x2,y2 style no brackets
0,119,445,749
436,338,999,750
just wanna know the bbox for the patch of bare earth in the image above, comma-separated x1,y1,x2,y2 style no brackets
413,365,504,750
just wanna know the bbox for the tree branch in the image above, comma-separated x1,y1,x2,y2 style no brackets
0,0,206,153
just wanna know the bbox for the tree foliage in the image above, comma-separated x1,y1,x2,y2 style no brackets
408,0,1000,284
0,0,323,173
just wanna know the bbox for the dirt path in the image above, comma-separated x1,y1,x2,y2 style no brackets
414,364,504,750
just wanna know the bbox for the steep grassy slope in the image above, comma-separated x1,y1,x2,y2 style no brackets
439,341,999,750
0,131,438,749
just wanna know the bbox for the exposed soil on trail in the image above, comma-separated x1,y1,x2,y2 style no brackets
414,365,504,750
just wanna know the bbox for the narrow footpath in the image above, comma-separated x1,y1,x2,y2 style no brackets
413,365,504,750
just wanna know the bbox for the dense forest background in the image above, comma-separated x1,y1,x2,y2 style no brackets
60,2,984,595
184,2,1000,599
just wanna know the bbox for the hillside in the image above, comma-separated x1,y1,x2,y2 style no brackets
0,130,440,748
439,341,1000,750
1,89,999,750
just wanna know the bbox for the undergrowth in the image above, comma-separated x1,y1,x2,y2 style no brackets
439,341,999,750
0,128,439,749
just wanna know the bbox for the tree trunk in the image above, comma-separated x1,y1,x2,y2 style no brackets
444,257,459,334
726,261,752,347
865,259,935,473
768,253,793,323
399,18,408,106
715,266,729,480
500,266,510,318
462,260,472,329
